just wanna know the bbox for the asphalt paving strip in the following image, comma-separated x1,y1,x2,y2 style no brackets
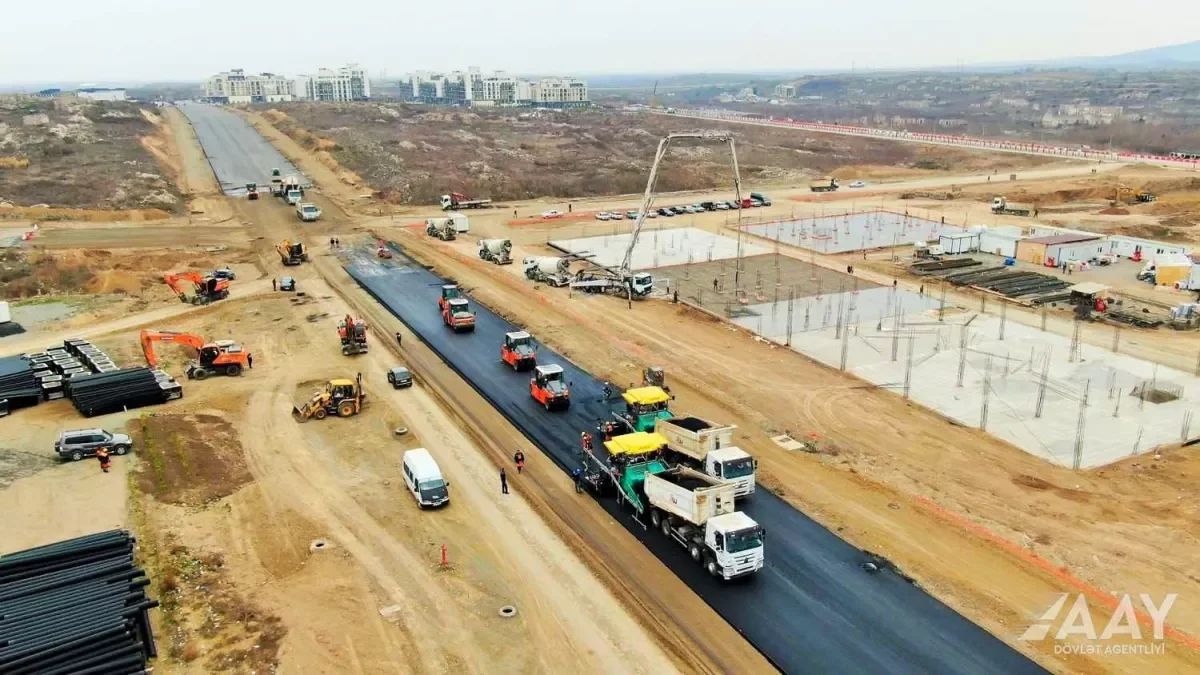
175,103,310,196
345,242,1046,675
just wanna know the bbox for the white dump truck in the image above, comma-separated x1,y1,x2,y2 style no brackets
478,239,513,265
523,256,571,286
425,218,457,241
295,202,321,222
654,416,756,497
643,466,765,579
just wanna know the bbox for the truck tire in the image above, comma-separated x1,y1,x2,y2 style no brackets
660,517,672,538
688,542,703,562
226,364,242,377
313,408,328,420
649,509,662,529
705,557,721,577
192,368,209,381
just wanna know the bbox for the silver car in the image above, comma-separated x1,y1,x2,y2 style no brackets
55,428,133,461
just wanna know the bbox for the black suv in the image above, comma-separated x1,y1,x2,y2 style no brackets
55,428,133,461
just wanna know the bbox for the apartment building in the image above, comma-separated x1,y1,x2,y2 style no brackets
294,64,371,102
406,69,587,108
204,69,294,103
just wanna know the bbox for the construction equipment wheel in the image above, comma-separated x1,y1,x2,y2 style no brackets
649,509,662,528
688,542,703,561
705,556,721,578
226,364,242,377
337,401,356,417
661,517,672,538
313,408,328,420
191,368,209,381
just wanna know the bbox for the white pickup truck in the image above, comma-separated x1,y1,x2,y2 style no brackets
295,203,321,222
643,466,765,579
654,416,757,497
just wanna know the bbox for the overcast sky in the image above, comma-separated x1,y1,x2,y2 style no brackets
4,0,1199,85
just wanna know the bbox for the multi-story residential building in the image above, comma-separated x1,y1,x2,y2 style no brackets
293,64,370,102
774,84,796,99
204,69,294,103
405,69,588,108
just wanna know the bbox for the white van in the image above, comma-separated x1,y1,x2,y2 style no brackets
402,448,450,508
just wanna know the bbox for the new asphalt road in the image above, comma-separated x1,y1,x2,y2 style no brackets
176,103,309,196
346,243,1046,675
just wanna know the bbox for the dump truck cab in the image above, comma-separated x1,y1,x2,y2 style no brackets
438,285,462,311
246,183,259,200
642,366,668,391
530,364,570,411
618,386,673,432
501,331,537,371
442,298,475,332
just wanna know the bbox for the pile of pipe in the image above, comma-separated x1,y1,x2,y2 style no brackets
67,367,182,418
0,530,158,674
0,356,41,416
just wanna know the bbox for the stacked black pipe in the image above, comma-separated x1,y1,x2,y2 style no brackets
0,530,157,674
67,368,181,418
0,356,41,414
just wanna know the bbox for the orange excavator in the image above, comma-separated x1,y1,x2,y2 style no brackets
337,315,369,355
163,272,230,305
140,329,251,379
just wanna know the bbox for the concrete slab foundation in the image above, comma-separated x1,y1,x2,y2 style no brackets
731,292,1198,468
550,227,767,270
743,210,966,254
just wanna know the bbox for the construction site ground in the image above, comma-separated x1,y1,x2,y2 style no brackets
3,105,1199,673
237,108,1200,671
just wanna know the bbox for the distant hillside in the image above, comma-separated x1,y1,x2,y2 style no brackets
1058,41,1200,69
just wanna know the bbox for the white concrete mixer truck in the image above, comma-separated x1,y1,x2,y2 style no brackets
523,256,570,287
478,239,513,265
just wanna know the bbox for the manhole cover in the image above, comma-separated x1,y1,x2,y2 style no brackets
498,605,517,618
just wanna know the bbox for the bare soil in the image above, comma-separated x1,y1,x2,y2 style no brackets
128,413,253,505
0,98,183,211
259,103,1055,206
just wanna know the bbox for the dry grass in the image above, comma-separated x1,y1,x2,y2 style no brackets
266,102,1054,206
0,99,182,211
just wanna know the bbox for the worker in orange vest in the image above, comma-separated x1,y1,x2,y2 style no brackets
581,431,593,453
95,447,111,474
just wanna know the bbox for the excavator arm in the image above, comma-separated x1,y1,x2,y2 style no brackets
140,330,206,367
162,272,204,302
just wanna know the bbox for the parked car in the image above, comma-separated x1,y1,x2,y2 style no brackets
700,201,716,211
542,210,564,219
645,210,658,218
657,207,674,217
750,192,772,207
211,267,236,281
595,212,610,221
387,366,413,389
849,181,866,188
715,201,730,210
672,206,689,215
56,428,132,461
749,199,763,207
726,201,741,209
280,276,296,292
625,211,639,219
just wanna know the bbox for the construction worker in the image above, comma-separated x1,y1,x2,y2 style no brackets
581,431,593,453
513,450,525,474
572,466,584,493
603,421,614,441
330,237,335,248
272,278,277,291
500,468,508,494
395,331,402,346
247,353,253,369
95,447,111,474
